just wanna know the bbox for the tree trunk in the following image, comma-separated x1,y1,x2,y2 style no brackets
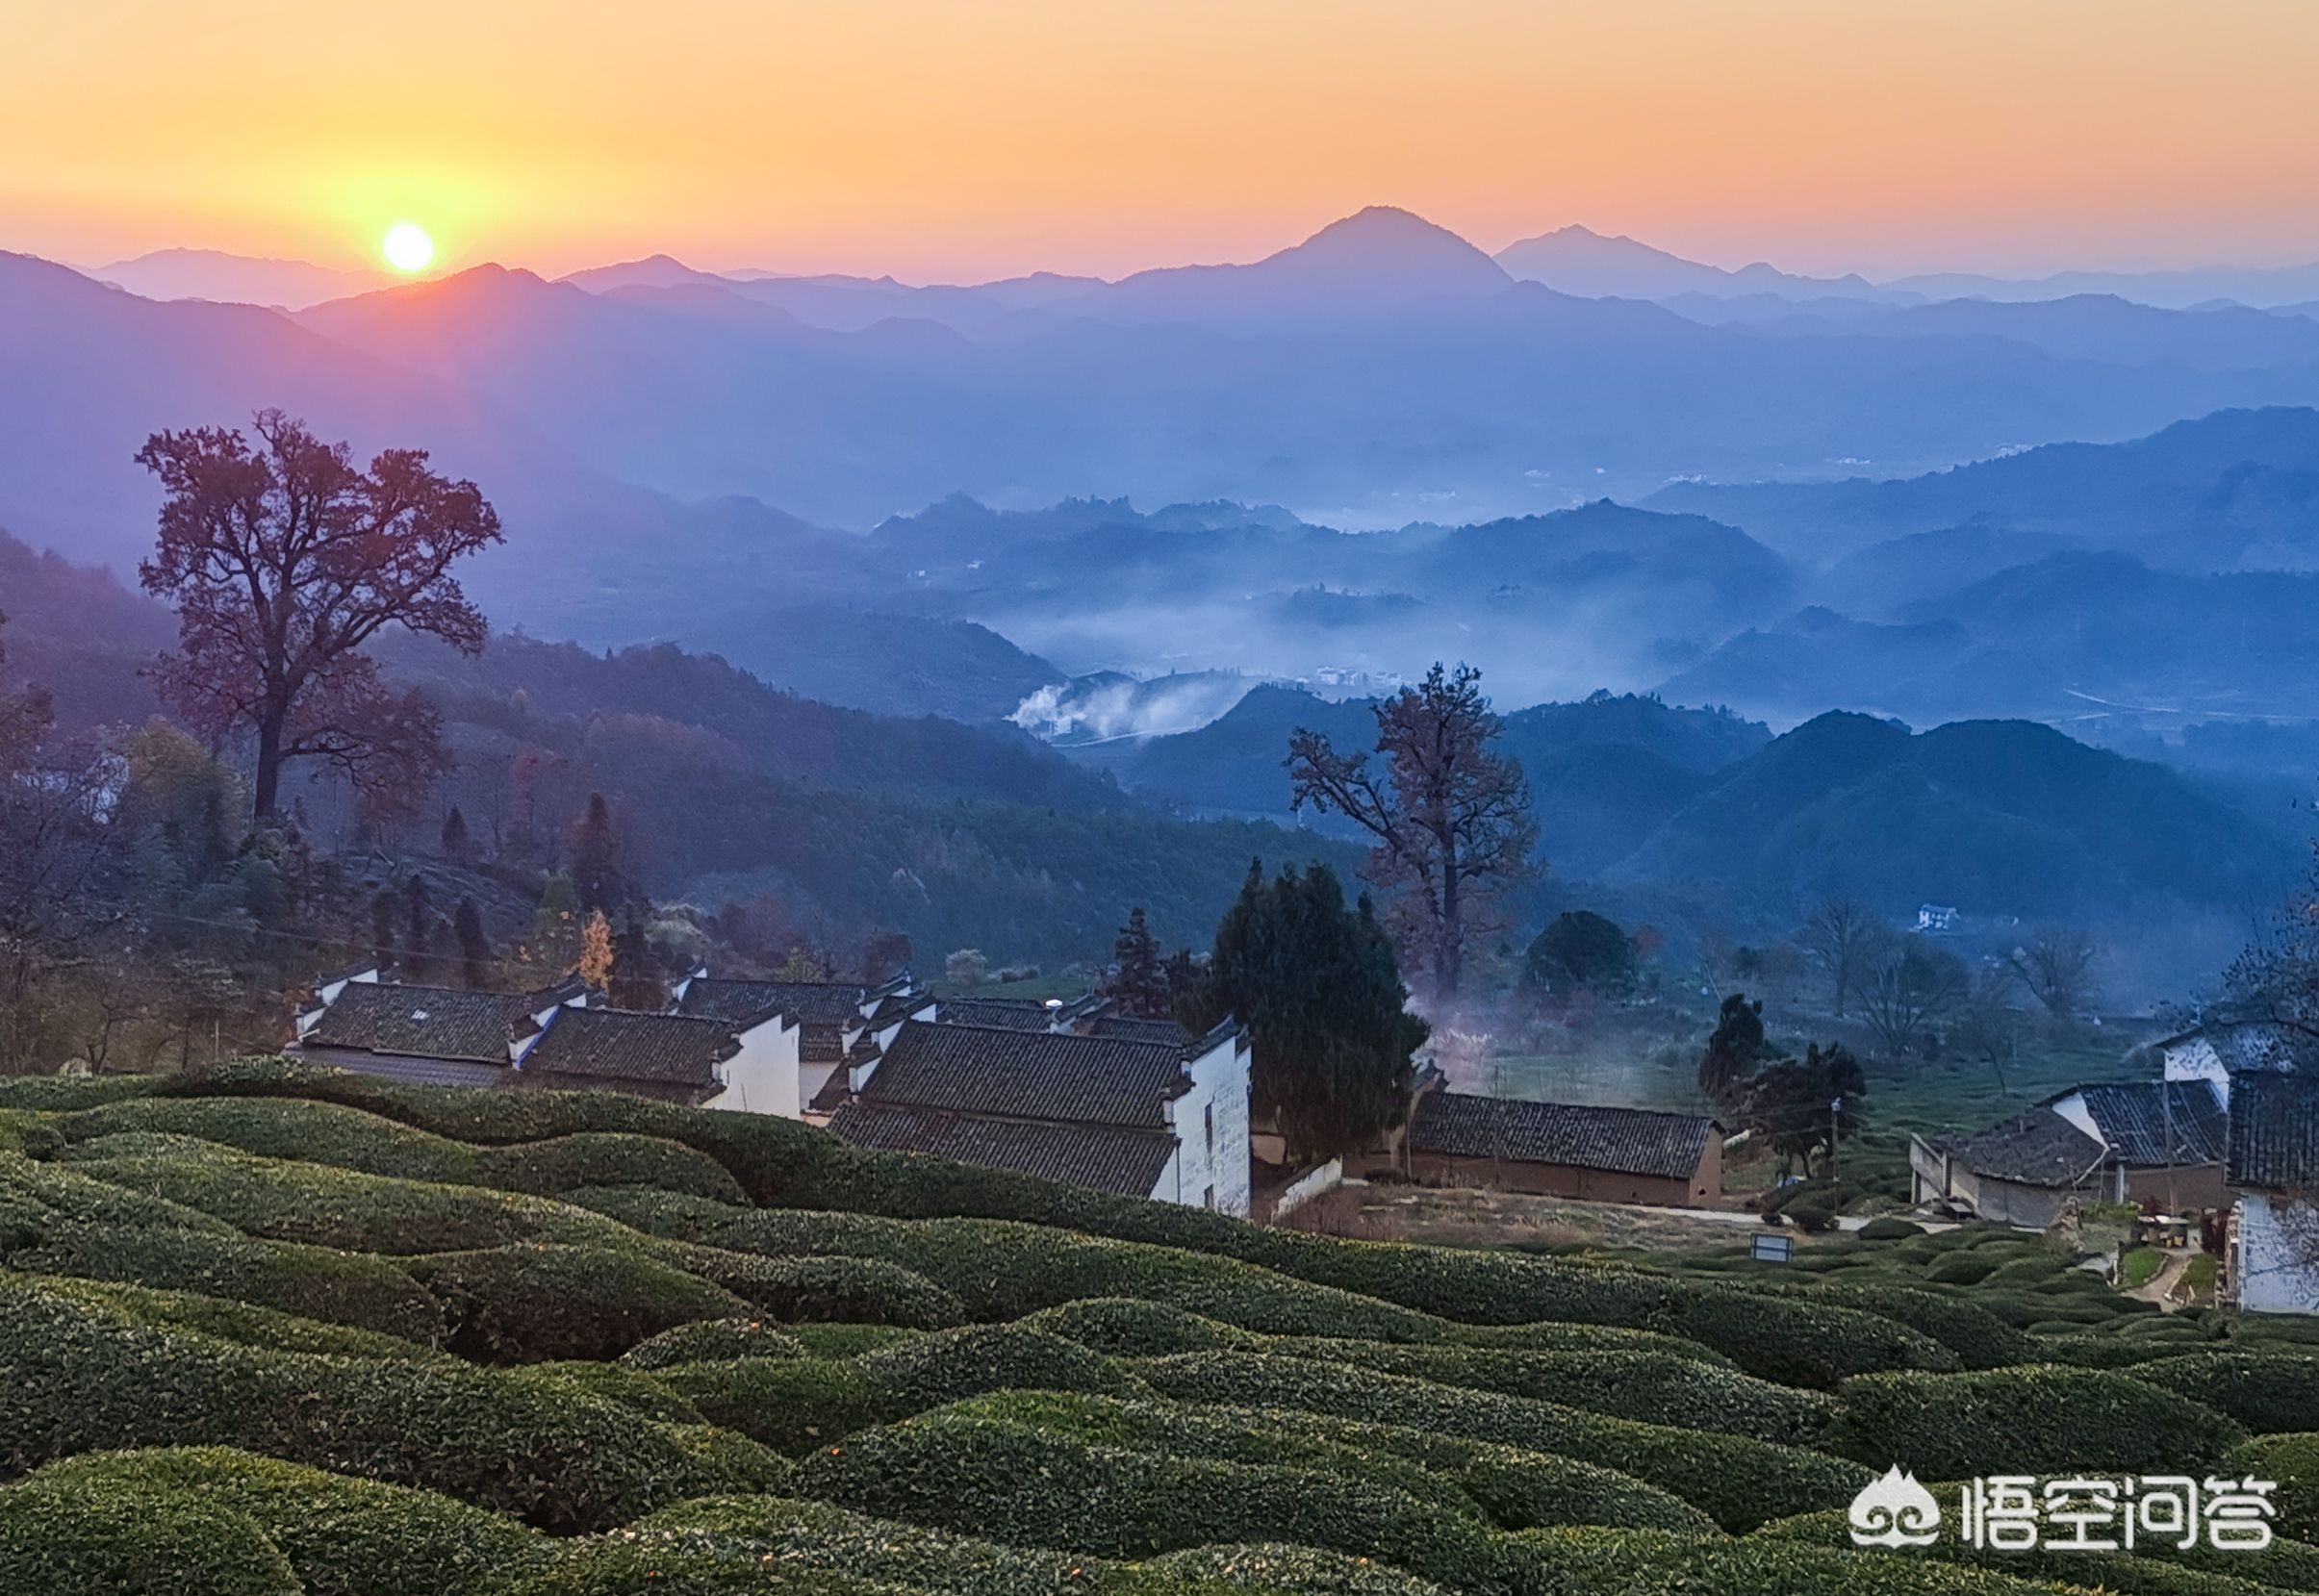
252,711,283,818
1437,848,1461,997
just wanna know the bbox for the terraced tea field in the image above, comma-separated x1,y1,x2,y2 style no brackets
1,1058,2313,1595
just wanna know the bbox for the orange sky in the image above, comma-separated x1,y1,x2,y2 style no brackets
7,0,2317,283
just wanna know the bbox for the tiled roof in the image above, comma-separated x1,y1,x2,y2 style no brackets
1943,1107,2107,1189
2163,1022,2307,1076
799,1023,846,1064
300,983,525,1065
676,977,865,1028
2059,1080,2227,1167
1089,1015,1192,1046
1407,1091,1718,1179
827,1102,1176,1197
2228,1073,2319,1190
935,998,1059,1031
860,1020,1190,1127
522,1007,740,1089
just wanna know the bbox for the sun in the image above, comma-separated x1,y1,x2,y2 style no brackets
381,221,435,274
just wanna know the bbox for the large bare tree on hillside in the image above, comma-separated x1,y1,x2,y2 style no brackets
2009,926,2101,1019
1796,898,1886,1017
1288,663,1537,998
137,412,501,818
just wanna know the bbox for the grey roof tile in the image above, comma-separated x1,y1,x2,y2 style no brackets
1406,1091,1718,1179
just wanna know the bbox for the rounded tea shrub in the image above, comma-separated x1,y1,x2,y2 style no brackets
859,1323,1147,1409
0,1471,302,1596
1026,1296,1262,1356
621,1317,811,1370
409,1244,752,1363
1831,1365,2247,1480
2132,1352,2319,1434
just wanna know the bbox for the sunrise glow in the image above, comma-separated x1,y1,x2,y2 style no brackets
381,222,435,273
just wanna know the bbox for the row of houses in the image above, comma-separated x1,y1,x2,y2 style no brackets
293,966,1255,1214
1911,1022,2319,1311
292,961,1730,1218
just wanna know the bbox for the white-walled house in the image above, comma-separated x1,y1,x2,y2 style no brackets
824,1015,1254,1213
672,973,930,1119
2225,1072,2319,1313
2160,1021,2302,1110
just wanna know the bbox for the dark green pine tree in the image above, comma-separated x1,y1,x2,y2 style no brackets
1184,860,1429,1165
1102,906,1171,1019
609,916,667,1011
570,792,623,913
440,805,474,866
403,874,437,985
453,896,494,990
369,887,399,973
1698,991,1778,1104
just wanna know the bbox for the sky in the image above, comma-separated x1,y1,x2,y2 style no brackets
7,0,2318,284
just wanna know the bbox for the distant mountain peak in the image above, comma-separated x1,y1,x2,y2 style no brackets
1280,206,1509,282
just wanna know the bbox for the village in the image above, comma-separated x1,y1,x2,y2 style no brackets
283,949,2319,1315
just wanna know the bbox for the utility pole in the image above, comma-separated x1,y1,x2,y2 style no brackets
1829,1096,1843,1181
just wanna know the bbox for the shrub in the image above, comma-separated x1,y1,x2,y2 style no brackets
0,1469,302,1596
2233,1432,2319,1544
2133,1352,2319,1433
15,1447,551,1596
621,1317,810,1370
1257,1339,1836,1446
1831,1366,2247,1480
1759,1282,2033,1371
9,1220,444,1343
409,1244,752,1362
859,1324,1148,1408
657,1356,896,1453
795,1410,1505,1586
782,1323,923,1357
1136,1350,1867,1531
1145,1543,1459,1594
509,1361,706,1425
1857,1217,1924,1241
1759,1496,2319,1596
661,1240,966,1329
0,1276,773,1531
59,1140,631,1256
1025,1297,1262,1356
1446,1320,1737,1366
1500,1524,2077,1596
55,1096,748,1204
12,1272,439,1361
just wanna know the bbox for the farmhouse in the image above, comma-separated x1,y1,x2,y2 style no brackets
1910,1079,2228,1227
673,972,930,1118
517,1006,743,1106
1357,1084,1724,1206
2159,1020,2304,1108
292,977,593,1086
824,1016,1254,1212
2224,1072,2319,1314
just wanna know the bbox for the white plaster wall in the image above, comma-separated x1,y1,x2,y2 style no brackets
2163,1041,2231,1110
703,1016,802,1118
1164,1034,1253,1215
2237,1198,2319,1316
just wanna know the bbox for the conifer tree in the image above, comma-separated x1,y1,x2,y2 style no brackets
1183,860,1428,1164
1102,906,1171,1019
453,896,493,990
402,875,436,984
570,792,624,913
440,806,474,866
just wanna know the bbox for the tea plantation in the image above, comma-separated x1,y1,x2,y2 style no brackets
2,1057,2314,1595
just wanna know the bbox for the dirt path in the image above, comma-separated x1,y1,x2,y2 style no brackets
2128,1251,2192,1308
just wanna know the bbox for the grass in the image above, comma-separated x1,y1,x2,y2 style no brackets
2122,1246,2165,1287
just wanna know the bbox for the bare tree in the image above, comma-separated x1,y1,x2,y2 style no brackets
1954,965,2026,1093
1288,662,1538,998
1857,940,1970,1058
1795,899,1886,1017
2009,926,2100,1019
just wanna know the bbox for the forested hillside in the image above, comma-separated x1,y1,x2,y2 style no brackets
4,1060,2315,1594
